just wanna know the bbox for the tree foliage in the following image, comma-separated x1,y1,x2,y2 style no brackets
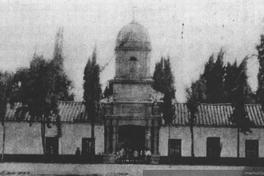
0,72,13,125
153,57,175,125
0,71,13,162
103,81,113,98
256,34,264,108
187,49,253,134
203,49,226,103
153,57,175,95
83,47,102,120
229,57,253,134
9,28,73,153
83,47,102,155
187,49,253,104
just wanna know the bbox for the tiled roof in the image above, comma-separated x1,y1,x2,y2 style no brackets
5,101,102,123
171,103,264,127
5,101,264,127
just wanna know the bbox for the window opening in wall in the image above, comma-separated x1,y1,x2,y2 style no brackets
168,139,181,157
245,140,258,158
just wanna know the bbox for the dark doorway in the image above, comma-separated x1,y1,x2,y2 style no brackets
245,140,259,158
46,137,59,155
207,137,221,158
119,125,145,151
82,138,94,155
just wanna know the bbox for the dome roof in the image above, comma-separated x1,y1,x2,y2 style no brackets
115,21,151,51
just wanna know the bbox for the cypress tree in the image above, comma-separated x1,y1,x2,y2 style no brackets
83,47,102,157
153,56,175,124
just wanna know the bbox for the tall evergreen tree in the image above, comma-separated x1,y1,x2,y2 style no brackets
153,56,175,161
153,57,175,124
186,50,225,156
153,57,165,93
224,61,239,103
187,49,254,157
186,75,207,104
187,48,253,104
204,49,226,103
83,47,102,157
186,75,206,157
230,57,253,157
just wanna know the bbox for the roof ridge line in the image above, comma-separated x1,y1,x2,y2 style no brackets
58,100,83,104
176,103,263,106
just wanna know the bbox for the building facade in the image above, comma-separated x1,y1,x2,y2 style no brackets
0,22,264,164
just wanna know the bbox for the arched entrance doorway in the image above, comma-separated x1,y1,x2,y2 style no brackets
118,125,145,152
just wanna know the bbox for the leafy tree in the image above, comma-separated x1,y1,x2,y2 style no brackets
83,47,102,156
12,55,52,154
0,72,13,162
10,28,73,154
256,34,264,108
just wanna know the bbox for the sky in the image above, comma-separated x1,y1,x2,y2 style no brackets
0,0,264,102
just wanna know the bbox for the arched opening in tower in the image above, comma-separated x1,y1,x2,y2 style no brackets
129,57,138,78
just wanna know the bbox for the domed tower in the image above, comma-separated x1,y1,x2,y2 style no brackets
112,21,155,102
115,21,151,79
102,22,162,163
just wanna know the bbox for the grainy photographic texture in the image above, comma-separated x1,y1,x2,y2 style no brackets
0,0,264,175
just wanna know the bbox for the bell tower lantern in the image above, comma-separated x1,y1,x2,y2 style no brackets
115,21,152,80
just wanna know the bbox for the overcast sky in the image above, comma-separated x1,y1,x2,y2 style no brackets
0,0,264,102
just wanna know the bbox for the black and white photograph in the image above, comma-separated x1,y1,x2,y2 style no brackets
0,0,264,175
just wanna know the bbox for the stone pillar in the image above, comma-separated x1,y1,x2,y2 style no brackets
153,126,159,155
112,120,117,154
105,125,110,153
153,120,160,155
116,125,119,149
105,120,111,154
145,120,152,150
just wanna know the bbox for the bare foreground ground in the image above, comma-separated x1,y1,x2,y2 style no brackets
0,163,262,176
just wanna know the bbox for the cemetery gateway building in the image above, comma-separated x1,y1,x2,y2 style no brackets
1,22,264,163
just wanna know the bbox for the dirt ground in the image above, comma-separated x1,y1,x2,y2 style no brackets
0,163,261,176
